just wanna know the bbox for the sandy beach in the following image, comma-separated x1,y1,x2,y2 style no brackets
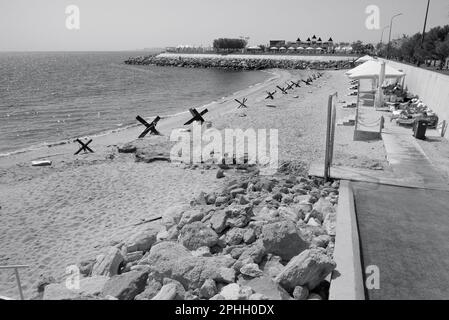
0,68,387,299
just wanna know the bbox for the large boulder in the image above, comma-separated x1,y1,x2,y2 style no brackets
225,228,246,246
179,221,218,250
224,204,254,229
139,241,235,290
151,283,184,300
177,208,205,229
323,211,337,236
275,249,336,292
261,255,284,278
124,227,159,253
240,263,263,278
102,270,148,300
91,247,124,277
199,279,217,299
43,276,109,300
261,221,309,261
312,198,335,220
219,283,253,300
134,279,162,300
161,205,188,229
239,275,291,300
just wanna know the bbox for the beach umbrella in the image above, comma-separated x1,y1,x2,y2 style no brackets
270,47,279,50
297,46,304,50
279,47,286,50
306,47,314,50
288,47,296,50
316,47,323,50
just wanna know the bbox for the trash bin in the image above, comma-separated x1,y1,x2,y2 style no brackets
413,119,428,140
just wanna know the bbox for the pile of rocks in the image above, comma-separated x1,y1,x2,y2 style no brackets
40,166,339,300
125,55,354,71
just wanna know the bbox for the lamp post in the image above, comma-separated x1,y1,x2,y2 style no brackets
379,26,390,55
380,26,390,44
387,13,403,59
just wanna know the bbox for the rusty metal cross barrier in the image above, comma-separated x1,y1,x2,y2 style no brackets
235,98,249,109
276,86,288,94
74,138,94,155
291,80,301,88
265,91,276,100
285,82,294,90
0,265,29,300
184,108,208,125
302,79,312,86
136,115,161,138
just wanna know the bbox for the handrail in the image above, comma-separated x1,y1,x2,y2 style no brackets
0,265,29,269
0,265,29,300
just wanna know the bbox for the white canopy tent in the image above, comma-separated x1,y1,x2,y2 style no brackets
346,60,406,114
356,55,375,63
346,60,405,80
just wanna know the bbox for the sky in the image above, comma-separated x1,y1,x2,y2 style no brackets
0,0,448,51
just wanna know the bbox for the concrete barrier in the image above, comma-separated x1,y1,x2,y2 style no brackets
329,180,365,300
380,59,449,131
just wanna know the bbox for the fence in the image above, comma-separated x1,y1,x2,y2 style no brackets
324,92,338,181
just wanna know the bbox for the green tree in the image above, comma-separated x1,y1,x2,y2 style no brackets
213,38,248,52
435,36,449,69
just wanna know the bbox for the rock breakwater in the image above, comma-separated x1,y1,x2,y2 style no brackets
125,54,354,71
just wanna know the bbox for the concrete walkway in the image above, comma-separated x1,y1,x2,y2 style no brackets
319,117,449,299
382,124,449,190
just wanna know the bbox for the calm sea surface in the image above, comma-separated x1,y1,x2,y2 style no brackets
0,52,270,155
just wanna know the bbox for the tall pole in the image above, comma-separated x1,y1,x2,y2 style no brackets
380,26,390,44
421,0,431,45
387,13,403,59
417,0,431,66
379,26,390,55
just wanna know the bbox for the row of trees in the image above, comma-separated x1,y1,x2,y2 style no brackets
213,38,248,51
377,25,449,69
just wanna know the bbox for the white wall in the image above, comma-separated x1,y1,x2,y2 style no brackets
381,59,449,128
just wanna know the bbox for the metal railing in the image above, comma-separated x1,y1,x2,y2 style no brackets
0,265,29,300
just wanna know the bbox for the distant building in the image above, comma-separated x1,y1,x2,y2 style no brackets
269,40,286,47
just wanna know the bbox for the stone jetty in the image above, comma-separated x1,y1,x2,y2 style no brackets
124,53,354,71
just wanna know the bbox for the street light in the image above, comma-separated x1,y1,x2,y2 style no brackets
387,13,403,59
380,26,390,44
